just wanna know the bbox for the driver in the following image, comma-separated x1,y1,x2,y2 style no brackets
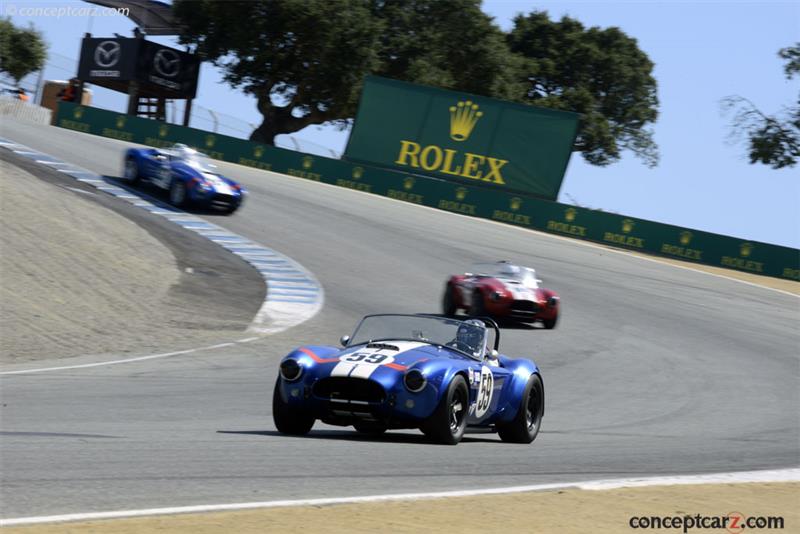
449,319,484,355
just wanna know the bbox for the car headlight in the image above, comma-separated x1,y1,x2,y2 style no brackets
279,359,303,381
403,369,426,393
491,291,503,301
547,296,559,307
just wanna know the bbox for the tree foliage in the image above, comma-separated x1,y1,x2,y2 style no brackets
0,17,47,84
174,1,659,168
507,12,659,167
723,43,800,169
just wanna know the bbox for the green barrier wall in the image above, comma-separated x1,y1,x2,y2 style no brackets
55,102,800,282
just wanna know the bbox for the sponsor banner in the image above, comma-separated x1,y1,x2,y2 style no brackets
54,102,800,281
343,76,580,201
78,37,200,98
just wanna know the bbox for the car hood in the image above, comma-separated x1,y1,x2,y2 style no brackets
331,340,475,370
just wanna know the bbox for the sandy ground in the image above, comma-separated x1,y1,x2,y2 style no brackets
0,161,259,364
5,482,796,533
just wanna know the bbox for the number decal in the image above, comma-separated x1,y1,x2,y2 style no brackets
341,353,389,364
474,366,494,418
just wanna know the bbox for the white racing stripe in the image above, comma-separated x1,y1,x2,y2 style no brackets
1,468,797,526
330,341,428,377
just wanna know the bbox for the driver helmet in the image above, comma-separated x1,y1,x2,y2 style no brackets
457,319,484,350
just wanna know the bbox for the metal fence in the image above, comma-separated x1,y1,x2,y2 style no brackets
8,53,341,158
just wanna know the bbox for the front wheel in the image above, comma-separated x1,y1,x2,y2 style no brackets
420,375,468,445
272,379,315,435
542,314,558,329
169,179,187,208
123,157,140,183
469,291,486,317
497,373,544,443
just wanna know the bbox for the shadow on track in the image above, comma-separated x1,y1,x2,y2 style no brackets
217,429,501,445
102,175,237,217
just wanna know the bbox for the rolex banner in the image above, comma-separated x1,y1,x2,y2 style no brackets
343,76,581,201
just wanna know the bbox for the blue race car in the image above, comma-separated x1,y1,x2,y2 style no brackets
273,314,544,445
123,143,246,214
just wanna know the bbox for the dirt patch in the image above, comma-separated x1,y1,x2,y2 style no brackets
0,154,265,365
4,482,796,533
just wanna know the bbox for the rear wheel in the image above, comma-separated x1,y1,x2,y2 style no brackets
272,378,315,435
498,374,544,443
442,285,457,316
421,375,468,445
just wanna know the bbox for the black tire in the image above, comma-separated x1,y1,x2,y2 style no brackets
420,375,469,445
497,373,544,444
353,422,387,435
169,179,187,208
272,378,315,435
469,291,486,317
542,314,558,330
123,157,140,184
442,285,457,316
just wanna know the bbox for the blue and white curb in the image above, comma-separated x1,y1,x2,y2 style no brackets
0,137,323,335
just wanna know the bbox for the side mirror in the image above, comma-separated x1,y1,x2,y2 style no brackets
340,335,350,347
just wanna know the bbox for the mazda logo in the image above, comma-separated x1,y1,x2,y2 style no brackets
153,49,180,78
94,41,121,68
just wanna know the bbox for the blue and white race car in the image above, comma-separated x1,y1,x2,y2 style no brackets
273,314,544,445
123,143,245,214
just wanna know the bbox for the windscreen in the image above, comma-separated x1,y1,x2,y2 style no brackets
350,315,485,359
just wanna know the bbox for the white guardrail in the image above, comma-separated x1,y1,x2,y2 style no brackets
0,96,52,125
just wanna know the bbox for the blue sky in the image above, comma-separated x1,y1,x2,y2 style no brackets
7,0,799,248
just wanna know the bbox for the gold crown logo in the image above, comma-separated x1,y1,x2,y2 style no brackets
510,197,522,211
116,115,126,128
73,107,84,119
455,187,468,201
205,134,215,148
352,166,364,180
622,219,635,234
302,156,313,170
740,242,753,257
403,177,415,190
449,100,483,142
679,231,692,246
159,124,169,137
253,145,264,158
565,207,577,222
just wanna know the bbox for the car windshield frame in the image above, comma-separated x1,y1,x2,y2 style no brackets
348,314,487,361
471,262,538,288
168,145,217,172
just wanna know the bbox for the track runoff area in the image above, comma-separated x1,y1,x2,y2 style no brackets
3,114,797,528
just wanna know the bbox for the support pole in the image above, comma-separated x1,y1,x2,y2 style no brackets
183,98,193,127
127,81,140,116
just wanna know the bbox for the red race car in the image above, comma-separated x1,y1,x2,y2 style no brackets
442,261,560,328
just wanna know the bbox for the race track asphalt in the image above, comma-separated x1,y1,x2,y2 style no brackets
1,118,798,519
